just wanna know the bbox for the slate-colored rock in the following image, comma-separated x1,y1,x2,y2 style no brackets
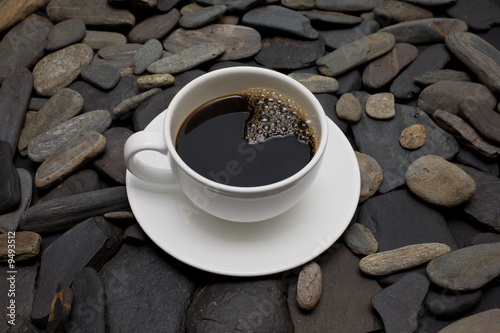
187,278,293,332
81,64,121,90
19,187,129,233
0,231,41,262
453,147,499,177
380,18,467,44
418,80,497,117
0,142,21,214
355,151,384,202
315,0,382,12
425,287,482,318
315,93,348,133
18,88,84,155
123,223,148,245
335,69,363,95
282,0,314,10
288,73,338,93
98,43,142,60
362,43,418,89
33,43,94,96
343,222,378,255
109,0,157,8
255,36,325,69
400,124,426,150
45,18,86,51
133,39,164,75
0,14,52,84
373,0,433,25
296,261,322,311
129,8,180,44
319,20,380,50
390,43,450,99
0,169,32,232
198,0,259,12
336,93,362,122
241,5,319,40
164,24,262,62
0,68,33,154
365,92,395,119
101,246,196,333
81,31,127,50
317,32,395,77
446,0,500,31
427,242,500,291
445,31,500,93
30,217,122,325
137,73,175,89
132,85,182,131
414,69,472,86
113,88,162,116
46,0,135,29
351,92,459,193
298,9,362,26
466,232,500,246
34,131,107,189
438,308,500,333
371,273,430,333
460,97,500,146
179,4,227,29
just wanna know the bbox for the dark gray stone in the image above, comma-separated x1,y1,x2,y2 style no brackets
30,216,122,326
452,147,499,177
351,91,459,193
0,142,21,214
197,0,260,12
157,0,182,11
446,0,500,31
133,39,164,75
100,246,196,333
319,20,380,50
179,4,227,29
465,232,500,246
414,69,472,86
380,18,467,44
438,308,500,333
81,64,121,90
129,9,180,44
373,0,433,25
241,5,319,40
187,279,293,333
97,43,142,60
0,168,32,232
108,0,157,8
123,223,148,245
460,97,500,146
315,0,382,12
45,18,86,51
132,85,182,131
298,9,362,26
372,273,430,333
425,286,483,318
335,69,362,95
343,222,378,255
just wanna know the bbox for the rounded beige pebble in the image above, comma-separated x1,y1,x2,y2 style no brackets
365,92,395,119
137,73,175,89
0,231,42,262
296,261,322,311
399,124,426,149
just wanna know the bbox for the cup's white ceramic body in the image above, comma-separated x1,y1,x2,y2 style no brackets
124,66,328,222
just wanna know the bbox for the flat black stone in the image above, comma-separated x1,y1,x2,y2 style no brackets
335,69,363,95
81,63,121,91
0,141,21,214
100,246,196,332
446,0,500,31
133,86,181,131
31,217,122,326
452,147,500,177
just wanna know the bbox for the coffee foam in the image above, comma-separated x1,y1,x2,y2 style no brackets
239,87,317,152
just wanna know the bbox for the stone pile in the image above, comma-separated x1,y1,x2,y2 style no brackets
1,0,500,332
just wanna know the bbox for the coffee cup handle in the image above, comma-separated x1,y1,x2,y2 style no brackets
124,131,176,185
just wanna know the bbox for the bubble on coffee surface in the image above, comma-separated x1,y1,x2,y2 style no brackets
239,88,317,153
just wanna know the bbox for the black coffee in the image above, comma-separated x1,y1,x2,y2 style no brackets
175,88,317,187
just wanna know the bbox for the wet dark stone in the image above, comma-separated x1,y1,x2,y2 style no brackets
100,246,196,333
446,0,500,31
0,142,21,214
30,216,122,326
187,278,294,333
81,64,121,91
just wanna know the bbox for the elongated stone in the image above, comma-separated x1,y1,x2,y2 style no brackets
316,0,382,11
0,169,32,232
98,43,142,60
445,32,500,93
45,18,86,51
319,20,380,50
427,242,500,291
298,9,362,25
256,36,324,69
18,88,84,155
19,187,129,233
109,0,157,8
137,73,175,89
0,68,32,155
460,97,500,146
35,131,107,189
133,39,163,75
113,88,162,116
164,25,261,62
296,262,322,311
179,4,227,29
28,109,111,163
373,0,433,24
82,31,127,50
0,0,50,33
147,43,226,74
414,69,472,86
0,231,41,262
0,142,21,214
33,43,93,96
288,73,338,93
380,18,467,44
343,222,378,255
316,32,395,77
128,8,180,44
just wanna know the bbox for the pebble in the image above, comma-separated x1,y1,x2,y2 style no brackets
439,308,500,333
317,32,395,77
30,216,122,325
0,142,21,215
460,97,500,146
445,31,500,93
288,73,339,93
390,43,450,99
46,0,135,29
27,109,111,163
380,18,468,44
373,0,433,25
33,43,93,96
399,124,426,149
298,9,362,26
0,169,31,232
433,110,500,159
454,146,499,177
81,63,121,91
320,20,380,50
241,5,319,40
466,232,500,246
406,155,476,207
137,73,175,89
129,9,180,43
98,43,142,60
100,246,196,332
343,222,378,255
426,242,500,291
0,68,33,154
82,30,127,50
0,14,52,84
425,287,483,318
255,36,325,69
147,43,226,74
19,186,129,234
371,273,430,333
133,39,164,75
123,223,148,244
104,210,136,222
336,93,362,122
179,4,227,29
359,243,451,276
414,69,472,86
198,0,259,12
356,151,384,202
18,88,84,155
0,231,41,262
46,284,73,333
335,69,363,95
418,80,497,117
113,88,162,116
315,0,382,12
45,18,86,51
109,0,157,9
316,93,347,133
446,0,500,31
362,43,418,89
282,0,315,10
296,261,322,311
164,24,262,62
365,92,395,120
404,0,456,5
0,0,49,33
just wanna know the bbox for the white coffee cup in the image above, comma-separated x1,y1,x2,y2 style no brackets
124,66,328,222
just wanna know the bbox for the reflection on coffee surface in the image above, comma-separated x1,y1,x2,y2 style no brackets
175,88,317,187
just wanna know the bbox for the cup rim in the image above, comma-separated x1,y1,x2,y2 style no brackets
163,66,329,194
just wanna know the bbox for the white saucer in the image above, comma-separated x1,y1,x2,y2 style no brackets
125,111,360,276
